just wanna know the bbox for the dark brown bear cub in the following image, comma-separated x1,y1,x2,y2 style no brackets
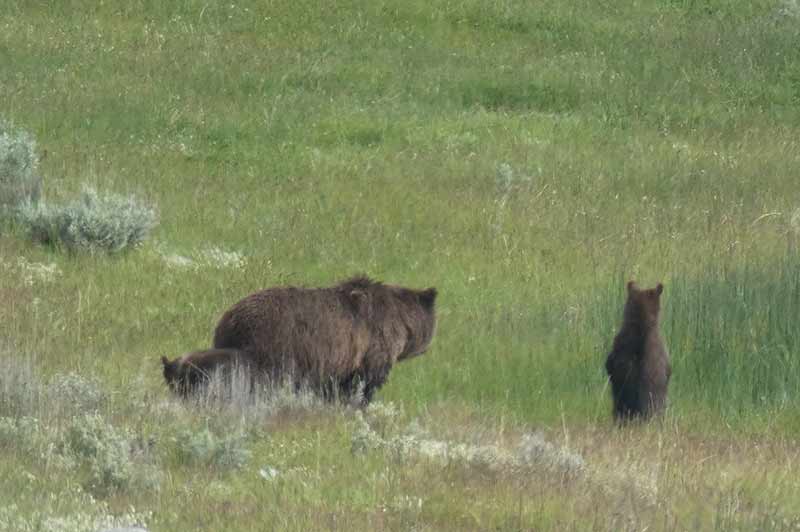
605,281,671,422
212,275,437,405
161,348,251,397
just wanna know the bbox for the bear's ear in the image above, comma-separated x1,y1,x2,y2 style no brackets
345,289,368,315
419,288,437,309
161,356,176,385
626,280,637,294
655,283,663,296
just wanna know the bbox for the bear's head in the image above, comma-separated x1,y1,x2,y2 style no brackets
624,281,663,326
397,286,438,361
161,355,205,397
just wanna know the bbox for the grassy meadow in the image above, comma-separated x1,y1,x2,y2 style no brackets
2,0,800,529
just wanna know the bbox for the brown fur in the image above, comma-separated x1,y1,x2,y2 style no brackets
161,348,251,397
212,275,438,404
605,281,671,422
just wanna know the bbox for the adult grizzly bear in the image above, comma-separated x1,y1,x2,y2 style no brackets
605,281,671,422
161,348,251,397
212,275,438,405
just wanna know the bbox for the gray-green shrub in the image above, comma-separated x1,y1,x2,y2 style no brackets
17,186,158,253
47,372,107,416
173,427,251,469
66,413,133,491
352,402,585,476
0,120,41,216
65,413,140,495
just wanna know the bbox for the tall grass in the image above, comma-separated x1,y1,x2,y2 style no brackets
668,258,800,420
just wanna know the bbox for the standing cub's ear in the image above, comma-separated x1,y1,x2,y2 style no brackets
655,283,664,295
419,288,437,309
160,356,170,367
626,280,638,293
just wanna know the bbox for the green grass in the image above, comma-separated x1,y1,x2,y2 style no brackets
2,0,800,529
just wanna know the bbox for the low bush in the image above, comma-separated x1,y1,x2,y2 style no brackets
173,427,251,470
65,413,137,495
47,373,107,416
17,186,158,254
0,120,41,217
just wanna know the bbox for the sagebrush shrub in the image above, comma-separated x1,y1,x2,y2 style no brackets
0,120,41,215
516,432,585,476
775,0,800,19
65,413,136,495
17,186,158,253
173,427,251,469
47,372,107,416
352,402,586,476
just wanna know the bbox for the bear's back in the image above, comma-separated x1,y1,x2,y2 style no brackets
212,285,370,376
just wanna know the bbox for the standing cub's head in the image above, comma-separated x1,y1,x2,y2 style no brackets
161,348,247,397
623,281,663,327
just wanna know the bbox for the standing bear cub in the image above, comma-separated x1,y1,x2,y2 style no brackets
212,275,438,405
605,281,671,422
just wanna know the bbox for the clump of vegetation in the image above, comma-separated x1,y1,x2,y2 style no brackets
0,357,160,497
0,120,40,217
172,426,251,469
515,431,585,476
64,412,160,495
0,495,150,532
0,357,110,420
352,402,585,477
351,401,405,449
0,119,157,252
65,413,137,494
46,372,107,416
17,186,158,254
